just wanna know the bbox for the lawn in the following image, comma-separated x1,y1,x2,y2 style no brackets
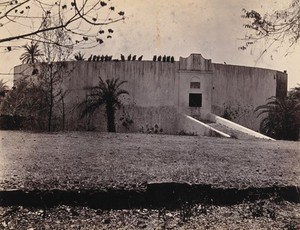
0,131,299,191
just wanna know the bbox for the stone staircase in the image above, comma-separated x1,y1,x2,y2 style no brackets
193,116,261,140
208,122,260,140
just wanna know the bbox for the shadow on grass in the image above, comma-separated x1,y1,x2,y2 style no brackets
0,183,299,209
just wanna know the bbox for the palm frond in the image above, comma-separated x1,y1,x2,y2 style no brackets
255,95,300,140
20,42,43,64
115,89,129,97
74,52,85,61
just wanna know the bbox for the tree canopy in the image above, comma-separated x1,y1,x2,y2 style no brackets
0,0,125,51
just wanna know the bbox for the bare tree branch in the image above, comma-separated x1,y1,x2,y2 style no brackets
0,0,125,47
241,1,300,55
0,0,30,21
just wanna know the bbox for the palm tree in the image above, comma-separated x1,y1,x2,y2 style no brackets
255,96,300,140
19,42,43,64
74,51,85,61
289,84,300,100
80,77,128,132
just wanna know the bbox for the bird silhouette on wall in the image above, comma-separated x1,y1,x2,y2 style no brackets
121,54,125,61
132,55,136,61
167,56,170,62
96,55,100,61
162,55,166,62
157,56,162,61
101,55,105,62
138,55,143,61
153,55,157,61
88,55,92,61
171,56,175,63
128,54,132,61
92,55,97,61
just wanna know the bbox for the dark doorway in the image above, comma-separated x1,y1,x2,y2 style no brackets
189,93,202,107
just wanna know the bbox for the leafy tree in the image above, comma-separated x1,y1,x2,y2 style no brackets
0,78,49,130
0,1,125,49
2,62,74,131
80,77,128,132
255,96,300,140
241,1,300,54
19,42,44,64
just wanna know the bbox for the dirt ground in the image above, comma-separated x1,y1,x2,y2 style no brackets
0,131,299,191
1,200,299,229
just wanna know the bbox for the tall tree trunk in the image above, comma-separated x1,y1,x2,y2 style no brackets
61,95,65,131
48,67,53,132
106,103,116,132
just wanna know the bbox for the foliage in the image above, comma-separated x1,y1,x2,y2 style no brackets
222,104,253,121
74,52,85,61
35,19,74,130
289,84,300,100
0,79,8,97
177,130,196,136
0,114,23,130
0,78,49,130
19,42,43,64
0,79,8,91
0,1,125,49
241,1,300,54
255,96,300,140
0,62,73,131
79,77,128,132
119,109,134,130
17,26,74,131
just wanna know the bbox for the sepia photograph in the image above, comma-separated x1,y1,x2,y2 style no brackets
0,0,299,229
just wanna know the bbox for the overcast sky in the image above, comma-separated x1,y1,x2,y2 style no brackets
0,0,299,89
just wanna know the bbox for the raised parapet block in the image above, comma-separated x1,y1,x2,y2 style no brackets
276,70,288,98
179,54,212,72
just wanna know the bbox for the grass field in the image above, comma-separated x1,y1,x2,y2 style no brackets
0,131,299,191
